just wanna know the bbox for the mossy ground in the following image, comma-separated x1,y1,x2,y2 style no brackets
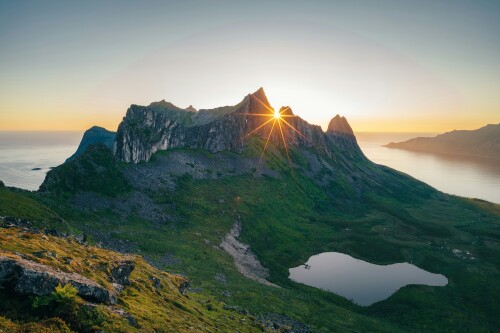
1,141,500,332
0,228,270,333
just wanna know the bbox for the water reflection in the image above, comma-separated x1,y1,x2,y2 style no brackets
356,132,500,204
289,252,448,306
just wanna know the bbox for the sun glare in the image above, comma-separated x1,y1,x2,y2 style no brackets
239,94,312,175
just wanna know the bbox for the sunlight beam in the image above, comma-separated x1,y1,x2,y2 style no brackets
255,119,277,172
277,119,292,168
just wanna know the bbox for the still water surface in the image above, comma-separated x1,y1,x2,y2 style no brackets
0,132,81,190
357,132,500,203
289,252,448,306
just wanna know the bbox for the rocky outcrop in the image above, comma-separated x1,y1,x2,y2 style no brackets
111,260,135,285
220,221,278,287
114,88,345,163
67,126,116,162
327,114,354,136
326,114,363,158
0,255,116,304
1,216,67,237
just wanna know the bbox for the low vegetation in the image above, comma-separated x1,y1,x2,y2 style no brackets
1,139,499,332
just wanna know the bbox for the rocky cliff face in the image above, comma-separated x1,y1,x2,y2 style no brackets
326,114,364,158
114,88,362,163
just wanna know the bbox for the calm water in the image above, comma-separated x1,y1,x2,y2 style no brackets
289,252,448,306
0,131,498,203
0,132,81,190
356,132,500,204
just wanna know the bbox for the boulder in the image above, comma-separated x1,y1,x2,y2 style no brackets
0,256,116,304
111,260,135,285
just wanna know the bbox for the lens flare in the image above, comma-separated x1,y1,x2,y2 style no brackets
238,95,310,173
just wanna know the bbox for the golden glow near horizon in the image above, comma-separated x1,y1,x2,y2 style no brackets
0,95,497,134
1,4,500,134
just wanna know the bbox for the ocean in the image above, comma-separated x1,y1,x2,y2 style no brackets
0,131,498,203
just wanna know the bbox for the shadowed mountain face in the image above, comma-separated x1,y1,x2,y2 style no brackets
385,123,500,159
67,126,115,162
114,88,357,163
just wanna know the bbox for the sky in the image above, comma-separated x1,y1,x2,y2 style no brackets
0,0,499,132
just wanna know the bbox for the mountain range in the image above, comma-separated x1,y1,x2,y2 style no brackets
1,88,499,332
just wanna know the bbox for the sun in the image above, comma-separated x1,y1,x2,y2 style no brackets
237,95,311,174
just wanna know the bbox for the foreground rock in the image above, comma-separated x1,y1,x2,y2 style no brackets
111,260,135,285
220,221,278,287
0,255,116,304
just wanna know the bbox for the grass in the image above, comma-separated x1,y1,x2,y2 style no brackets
40,144,131,197
2,141,500,332
0,228,268,333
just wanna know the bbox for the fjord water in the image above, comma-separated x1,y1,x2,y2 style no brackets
0,132,81,190
357,132,500,204
0,131,498,203
289,252,448,306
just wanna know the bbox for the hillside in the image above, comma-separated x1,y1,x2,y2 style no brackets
385,123,500,159
0,227,270,332
1,88,500,332
67,126,116,162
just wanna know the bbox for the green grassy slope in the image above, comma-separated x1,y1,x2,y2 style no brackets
2,140,500,332
0,229,269,332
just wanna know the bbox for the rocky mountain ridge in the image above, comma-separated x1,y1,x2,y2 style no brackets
113,88,360,163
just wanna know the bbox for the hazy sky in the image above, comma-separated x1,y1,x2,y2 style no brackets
1,0,499,132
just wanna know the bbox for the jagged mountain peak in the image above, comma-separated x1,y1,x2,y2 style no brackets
279,106,294,116
114,89,364,163
148,100,183,112
246,87,272,109
327,114,354,136
185,105,197,112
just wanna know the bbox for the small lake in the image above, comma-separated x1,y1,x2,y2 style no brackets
289,252,448,306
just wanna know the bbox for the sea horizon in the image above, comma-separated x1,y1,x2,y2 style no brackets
1,130,498,204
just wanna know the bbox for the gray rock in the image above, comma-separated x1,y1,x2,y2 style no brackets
0,255,116,304
220,221,278,288
111,260,135,285
114,88,333,163
149,275,162,290
178,280,189,295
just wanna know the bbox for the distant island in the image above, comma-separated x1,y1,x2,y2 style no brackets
385,123,500,159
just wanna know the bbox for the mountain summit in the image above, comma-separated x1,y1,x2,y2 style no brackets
114,88,359,163
327,114,354,136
